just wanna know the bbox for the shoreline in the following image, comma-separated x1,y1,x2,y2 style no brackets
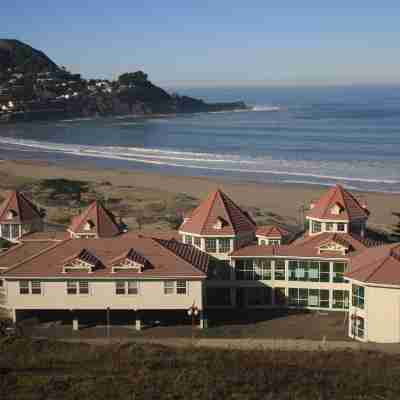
0,158,398,230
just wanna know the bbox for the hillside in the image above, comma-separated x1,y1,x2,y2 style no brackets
0,39,59,77
0,40,247,121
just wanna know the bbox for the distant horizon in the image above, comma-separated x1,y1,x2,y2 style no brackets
2,2,400,87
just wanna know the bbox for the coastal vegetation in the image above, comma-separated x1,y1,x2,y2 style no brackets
0,337,400,399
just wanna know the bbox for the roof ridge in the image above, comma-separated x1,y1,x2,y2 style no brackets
3,238,71,275
201,190,219,235
218,190,236,233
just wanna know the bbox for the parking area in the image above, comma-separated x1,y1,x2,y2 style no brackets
16,309,351,341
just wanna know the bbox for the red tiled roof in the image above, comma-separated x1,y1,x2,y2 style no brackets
2,233,208,279
68,201,121,238
256,225,289,238
345,244,400,285
0,190,42,223
306,184,369,221
231,232,372,259
179,189,256,236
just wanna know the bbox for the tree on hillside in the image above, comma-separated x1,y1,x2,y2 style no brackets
392,212,400,241
118,71,148,87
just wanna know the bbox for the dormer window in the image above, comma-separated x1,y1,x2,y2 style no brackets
213,217,226,230
331,203,343,215
84,220,95,231
6,210,17,220
111,248,150,273
62,249,102,273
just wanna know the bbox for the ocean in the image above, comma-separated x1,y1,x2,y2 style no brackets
0,85,399,193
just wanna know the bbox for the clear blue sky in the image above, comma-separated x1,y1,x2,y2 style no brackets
2,1,400,87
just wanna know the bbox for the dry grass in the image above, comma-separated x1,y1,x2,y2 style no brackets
0,337,399,399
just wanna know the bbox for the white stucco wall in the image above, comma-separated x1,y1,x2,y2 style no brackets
5,279,204,311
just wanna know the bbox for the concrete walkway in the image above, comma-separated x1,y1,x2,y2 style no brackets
44,336,400,354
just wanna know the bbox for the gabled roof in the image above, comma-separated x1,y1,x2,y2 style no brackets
68,201,121,238
306,184,369,221
62,248,103,270
2,233,208,279
0,190,42,223
256,225,289,238
346,244,400,285
231,232,375,259
179,189,256,236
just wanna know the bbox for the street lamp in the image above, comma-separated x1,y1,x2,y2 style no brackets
187,302,199,340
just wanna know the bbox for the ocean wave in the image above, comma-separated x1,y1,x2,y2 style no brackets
60,117,96,123
251,105,281,112
0,136,398,188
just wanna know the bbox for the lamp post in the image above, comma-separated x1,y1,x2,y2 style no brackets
187,302,199,341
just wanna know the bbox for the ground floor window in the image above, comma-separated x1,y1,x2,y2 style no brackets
67,280,89,295
115,280,139,295
288,288,329,308
274,287,287,305
206,287,231,307
163,280,188,295
332,290,349,309
246,287,272,306
194,237,201,247
351,316,365,339
19,280,42,295
352,285,365,309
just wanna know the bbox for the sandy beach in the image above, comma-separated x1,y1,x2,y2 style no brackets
0,159,398,232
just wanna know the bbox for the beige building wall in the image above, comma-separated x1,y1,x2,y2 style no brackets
5,279,203,311
365,285,400,343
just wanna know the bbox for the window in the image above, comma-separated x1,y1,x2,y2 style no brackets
235,259,271,280
351,316,365,338
0,279,3,289
333,290,349,309
288,288,329,308
255,259,272,280
2,224,20,240
288,260,329,282
31,281,42,295
184,235,193,245
11,224,19,239
325,222,334,232
164,281,174,295
19,280,30,295
19,280,41,295
218,239,231,253
311,221,322,233
205,238,217,253
67,281,89,295
116,281,125,295
337,223,346,232
116,281,139,295
194,237,201,248
269,239,280,246
176,280,187,295
352,285,365,309
275,287,286,305
127,281,138,295
247,287,272,306
260,239,267,246
333,262,347,283
274,259,286,280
